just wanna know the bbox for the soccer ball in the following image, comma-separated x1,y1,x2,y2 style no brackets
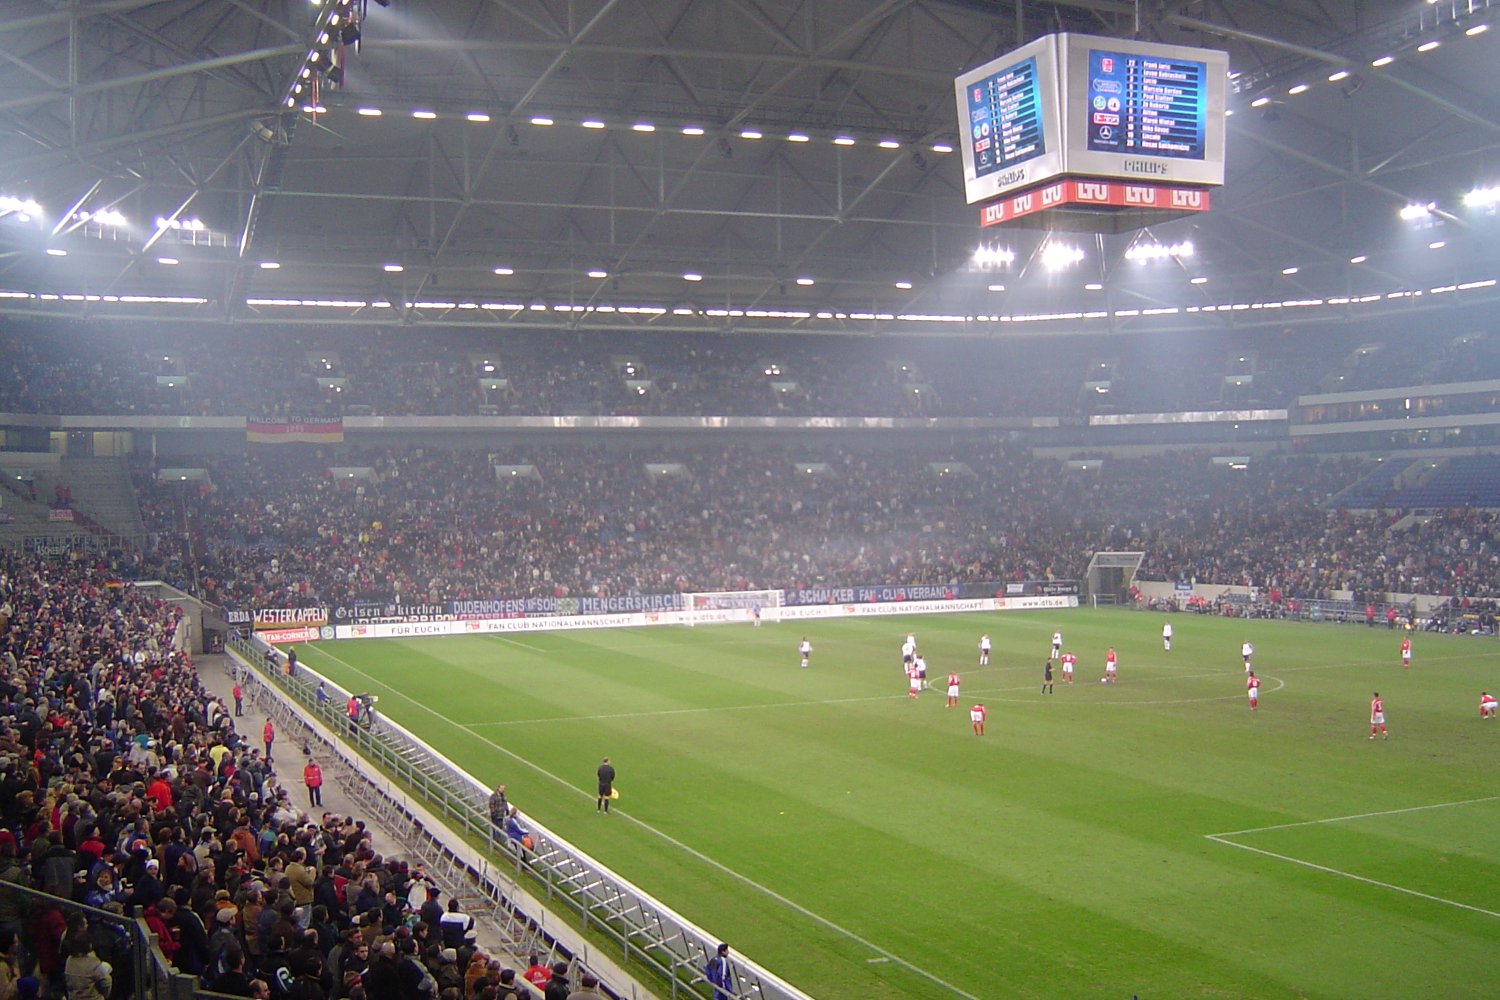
1100,677,1107,684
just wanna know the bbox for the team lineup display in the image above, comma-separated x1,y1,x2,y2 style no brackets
955,32,1227,205
1084,48,1207,158
962,53,1049,178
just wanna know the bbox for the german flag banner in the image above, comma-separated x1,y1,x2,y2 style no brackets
246,416,344,444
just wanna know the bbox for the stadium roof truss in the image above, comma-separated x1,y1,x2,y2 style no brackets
0,0,1497,335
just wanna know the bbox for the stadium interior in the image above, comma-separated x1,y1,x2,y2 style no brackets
1,0,1498,997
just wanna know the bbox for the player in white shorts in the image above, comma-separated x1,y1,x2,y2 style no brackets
978,634,991,666
1051,631,1062,660
969,703,986,736
1241,640,1254,673
1103,647,1118,683
914,653,929,690
1162,620,1173,652
799,637,812,669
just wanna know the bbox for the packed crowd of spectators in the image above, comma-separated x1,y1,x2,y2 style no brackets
0,550,544,999
3,314,1488,422
122,442,1500,610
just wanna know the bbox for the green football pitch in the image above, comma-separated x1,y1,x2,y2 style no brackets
290,609,1498,1000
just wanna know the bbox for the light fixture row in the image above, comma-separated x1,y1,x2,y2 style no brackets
4,277,1496,327
1240,12,1490,107
336,106,955,153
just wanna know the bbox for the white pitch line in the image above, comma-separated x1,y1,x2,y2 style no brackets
1208,795,1500,839
1204,834,1500,920
304,645,981,1000
484,634,549,654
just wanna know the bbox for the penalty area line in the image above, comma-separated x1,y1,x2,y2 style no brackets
485,634,548,654
1204,833,1500,920
1208,795,1500,838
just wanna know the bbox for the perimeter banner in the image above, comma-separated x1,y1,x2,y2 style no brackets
447,594,683,618
783,583,1010,606
335,595,1078,639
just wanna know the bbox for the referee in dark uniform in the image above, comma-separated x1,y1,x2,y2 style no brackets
596,757,616,813
1041,659,1053,695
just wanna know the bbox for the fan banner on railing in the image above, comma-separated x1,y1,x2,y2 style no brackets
246,416,344,444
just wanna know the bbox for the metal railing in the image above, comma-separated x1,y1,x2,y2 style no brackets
0,880,200,1000
228,632,812,1000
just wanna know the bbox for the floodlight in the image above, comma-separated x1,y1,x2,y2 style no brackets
877,139,900,149
1287,83,1309,95
1125,240,1194,262
971,245,1015,267
587,269,608,278
795,277,814,286
931,144,953,153
357,107,382,117
383,264,404,272
1398,202,1434,221
412,110,436,119
631,123,655,132
492,266,514,275
1371,55,1394,67
465,113,491,123
1328,69,1350,82
740,130,763,139
787,133,810,142
832,136,855,146
1040,243,1084,270
157,257,178,265
683,273,702,281
1463,185,1499,208
259,261,280,269
1349,255,1368,264
894,281,912,289
581,120,606,129
1466,23,1489,36
530,116,554,126
0,196,42,215
1417,40,1440,52
1281,266,1299,275
46,248,67,256
681,126,704,135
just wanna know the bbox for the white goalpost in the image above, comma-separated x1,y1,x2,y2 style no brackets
682,589,785,626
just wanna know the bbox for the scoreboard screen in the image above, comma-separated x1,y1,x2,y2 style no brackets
1084,48,1207,159
954,35,1064,206
955,33,1226,204
963,55,1047,179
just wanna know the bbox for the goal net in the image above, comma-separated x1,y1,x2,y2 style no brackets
682,589,785,626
